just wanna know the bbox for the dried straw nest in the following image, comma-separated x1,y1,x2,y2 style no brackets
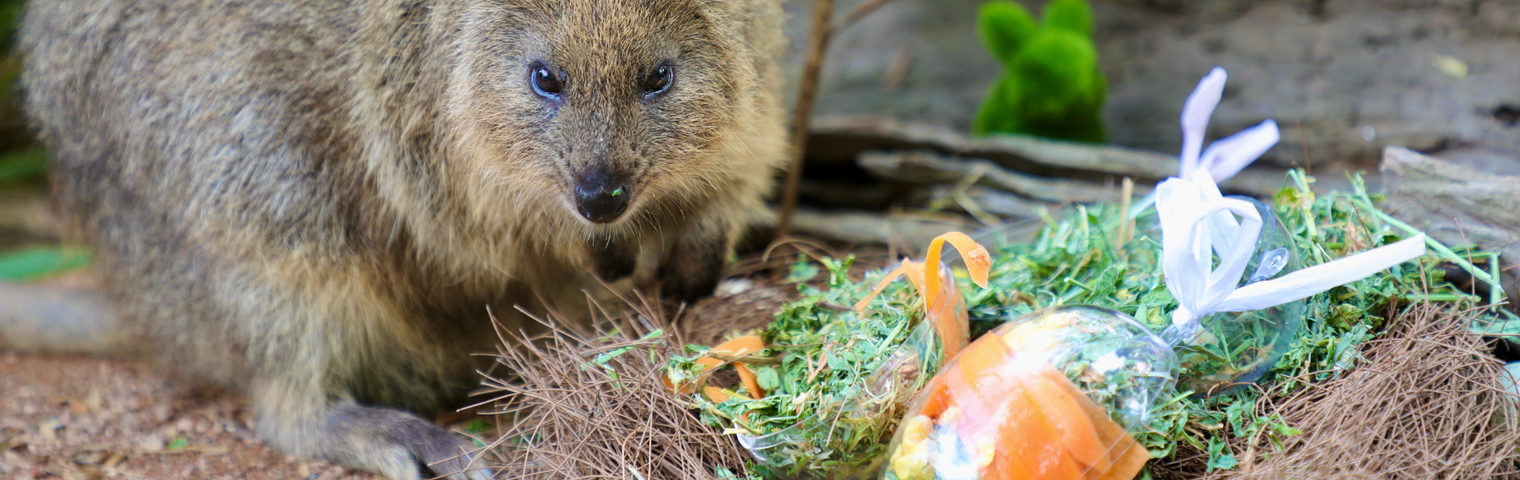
1153,303,1520,479
471,269,1520,480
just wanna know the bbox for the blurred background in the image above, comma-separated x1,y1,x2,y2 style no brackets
782,0,1518,171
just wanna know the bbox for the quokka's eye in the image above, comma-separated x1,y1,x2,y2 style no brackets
530,61,563,98
642,63,673,98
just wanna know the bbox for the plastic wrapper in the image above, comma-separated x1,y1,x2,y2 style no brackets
1176,196,1304,393
882,306,1175,480
739,263,966,480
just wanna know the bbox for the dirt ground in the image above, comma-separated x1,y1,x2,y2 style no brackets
0,350,392,480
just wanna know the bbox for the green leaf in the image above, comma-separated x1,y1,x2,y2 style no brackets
1273,423,1303,437
0,246,94,282
0,147,49,185
464,418,489,434
786,257,820,284
166,436,188,452
756,366,781,392
1206,436,1239,471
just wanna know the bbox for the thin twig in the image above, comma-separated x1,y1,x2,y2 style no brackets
829,0,896,36
775,0,837,239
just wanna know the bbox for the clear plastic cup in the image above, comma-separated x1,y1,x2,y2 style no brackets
881,306,1176,480
738,263,966,480
1175,196,1305,394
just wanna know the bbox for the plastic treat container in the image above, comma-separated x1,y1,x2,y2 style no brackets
1176,196,1304,394
881,306,1174,480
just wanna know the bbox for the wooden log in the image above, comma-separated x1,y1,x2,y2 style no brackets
796,179,898,210
1380,146,1520,308
918,185,1055,220
750,205,985,250
858,149,1145,205
809,116,1286,198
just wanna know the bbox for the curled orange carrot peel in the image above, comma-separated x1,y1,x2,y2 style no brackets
664,334,768,403
852,232,991,364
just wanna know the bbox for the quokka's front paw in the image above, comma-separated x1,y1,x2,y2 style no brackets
659,217,730,304
309,404,493,480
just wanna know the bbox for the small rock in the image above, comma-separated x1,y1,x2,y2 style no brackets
138,434,165,453
36,419,60,441
175,417,194,433
298,463,311,478
3,450,35,469
151,405,171,422
70,449,110,466
315,466,347,480
717,278,753,296
84,390,104,412
68,401,89,416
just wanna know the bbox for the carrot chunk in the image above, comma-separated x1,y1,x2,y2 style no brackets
1018,363,1109,472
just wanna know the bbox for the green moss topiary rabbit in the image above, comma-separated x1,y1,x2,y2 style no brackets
972,0,1107,144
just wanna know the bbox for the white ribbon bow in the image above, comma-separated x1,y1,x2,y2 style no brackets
1157,67,1428,338
1179,67,1281,184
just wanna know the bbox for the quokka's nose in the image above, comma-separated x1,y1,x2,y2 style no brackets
574,170,630,224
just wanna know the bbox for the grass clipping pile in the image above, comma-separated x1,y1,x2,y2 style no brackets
1215,303,1520,479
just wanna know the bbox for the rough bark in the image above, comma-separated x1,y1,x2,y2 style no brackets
1379,146,1520,306
815,116,1283,198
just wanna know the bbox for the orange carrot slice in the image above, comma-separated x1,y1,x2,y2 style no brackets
668,335,770,398
956,334,1012,392
994,382,1076,480
1019,363,1109,473
927,278,969,363
702,386,753,423
849,232,991,368
709,335,768,398
733,364,765,399
704,385,733,403
854,258,916,313
663,373,697,395
1035,363,1150,479
917,376,955,418
922,232,987,362
1094,440,1151,480
922,232,992,309
709,335,766,357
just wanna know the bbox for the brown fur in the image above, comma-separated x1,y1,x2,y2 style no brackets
17,0,787,478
